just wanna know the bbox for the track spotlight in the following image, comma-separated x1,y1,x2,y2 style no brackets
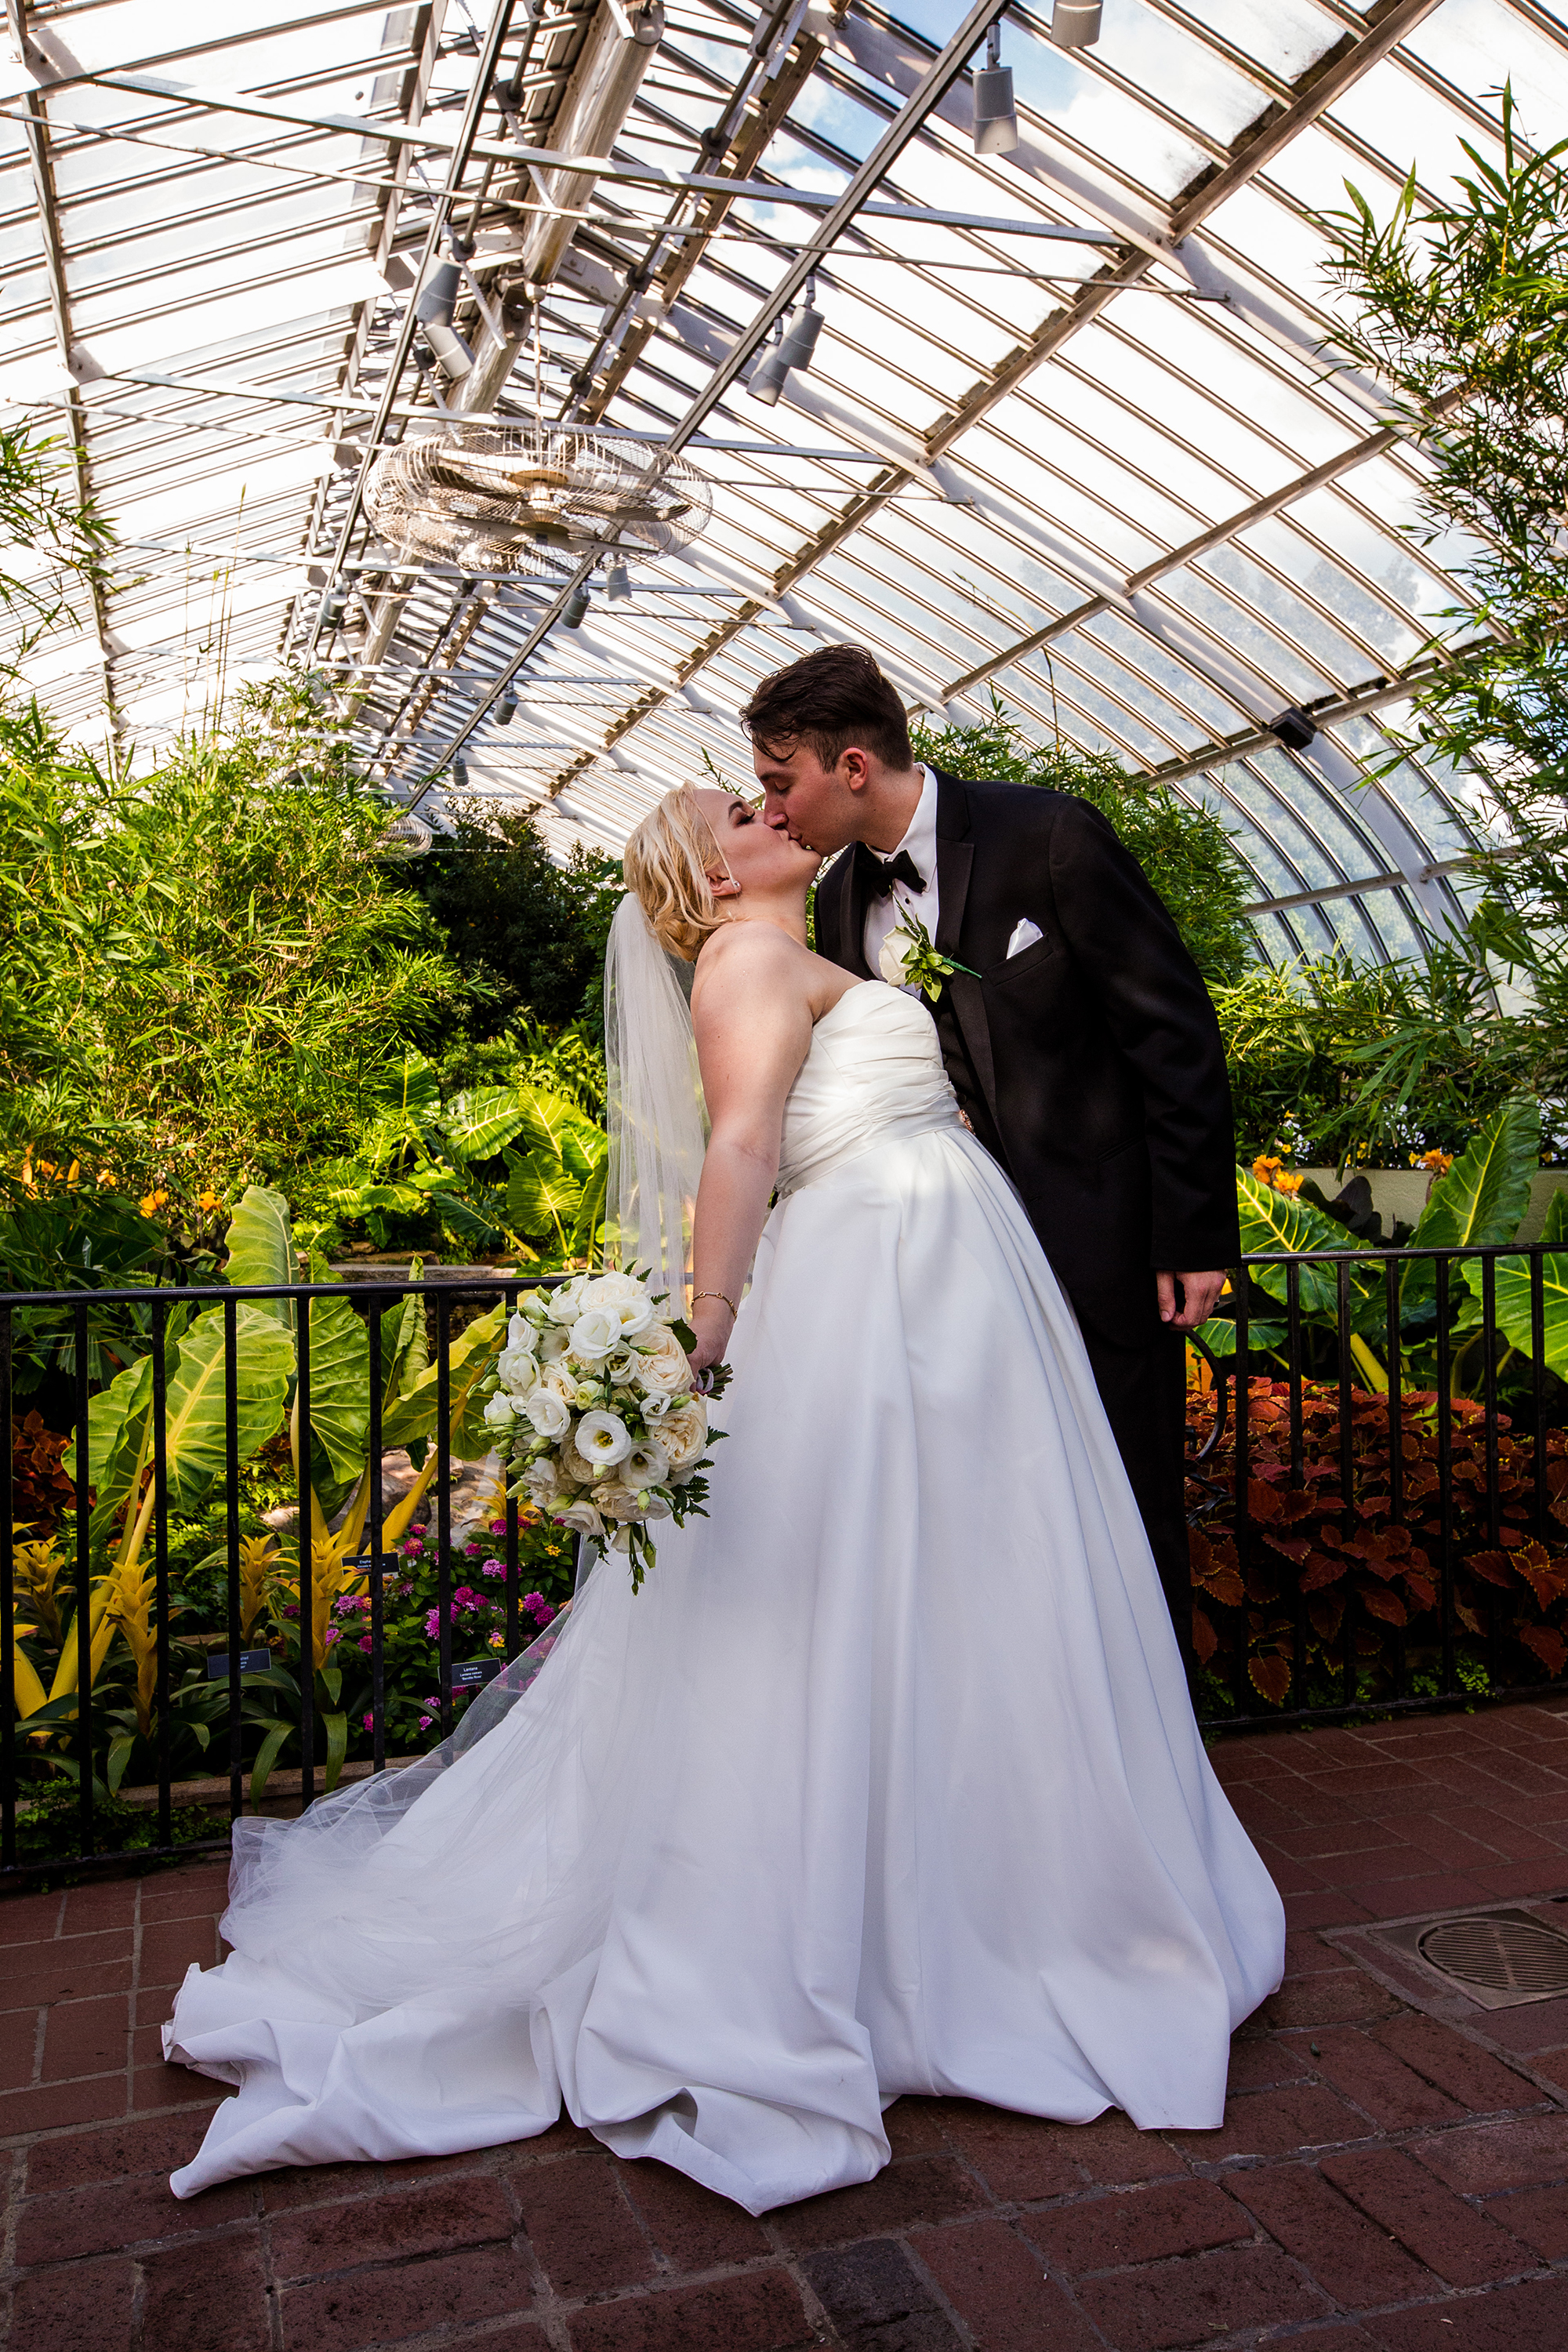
1051,2,1102,49
563,586,590,629
452,754,470,793
747,324,792,408
496,690,518,726
414,245,474,379
604,558,631,601
778,285,824,373
973,24,1018,155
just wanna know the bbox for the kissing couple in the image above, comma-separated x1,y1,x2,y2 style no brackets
164,644,1282,2216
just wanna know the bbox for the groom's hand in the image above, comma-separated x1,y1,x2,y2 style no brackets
1156,1269,1225,1330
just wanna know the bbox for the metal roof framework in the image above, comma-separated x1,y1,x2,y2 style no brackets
4,0,1565,964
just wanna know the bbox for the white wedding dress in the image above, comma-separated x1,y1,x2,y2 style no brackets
165,982,1283,2212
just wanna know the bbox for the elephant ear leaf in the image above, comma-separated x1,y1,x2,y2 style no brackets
162,1307,295,1514
506,1151,581,1240
303,1253,370,1487
1413,1097,1539,1251
514,1086,585,1160
225,1185,295,1327
1233,1167,1352,1316
1541,1186,1568,1246
1406,1096,1541,1316
569,1157,608,1258
82,1350,154,1532
445,1086,528,1162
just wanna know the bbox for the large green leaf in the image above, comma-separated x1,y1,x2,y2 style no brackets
569,1156,608,1258
381,1300,504,1458
1542,1187,1568,1245
224,1184,295,1327
1476,1250,1568,1377
445,1086,528,1162
515,1085,591,1159
506,1149,583,1240
1234,1166,1358,1317
379,1279,428,1416
368,1048,441,1116
162,1305,295,1513
82,1349,154,1525
303,1258,370,1486
1404,1096,1540,1312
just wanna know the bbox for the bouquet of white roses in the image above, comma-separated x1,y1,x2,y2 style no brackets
483,1269,722,1592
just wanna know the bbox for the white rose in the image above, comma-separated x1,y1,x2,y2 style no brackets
555,1499,604,1539
569,1308,621,1363
580,1271,648,1313
537,1324,571,1363
591,1480,644,1524
558,1432,597,1486
523,1387,572,1438
523,1458,563,1508
878,925,913,987
576,1409,632,1470
637,1324,692,1396
481,1392,516,1431
548,1274,590,1325
496,1345,539,1395
623,1438,670,1489
659,1396,708,1471
506,1312,540,1353
539,1362,578,1403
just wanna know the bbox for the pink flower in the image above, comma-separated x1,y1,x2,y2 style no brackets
488,1519,506,1536
524,1592,557,1627
358,1635,373,1653
419,1714,433,1730
481,1558,504,1579
324,1627,339,1646
402,1537,424,1557
362,1712,375,1731
423,1609,441,1638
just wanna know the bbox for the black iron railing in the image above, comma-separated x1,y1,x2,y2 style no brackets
2,1241,1564,1878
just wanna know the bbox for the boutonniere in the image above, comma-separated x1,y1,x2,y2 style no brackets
877,912,980,1002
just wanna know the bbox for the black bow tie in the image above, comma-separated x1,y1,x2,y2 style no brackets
855,843,926,900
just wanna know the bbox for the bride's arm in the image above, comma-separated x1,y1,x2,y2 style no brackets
686,927,813,1371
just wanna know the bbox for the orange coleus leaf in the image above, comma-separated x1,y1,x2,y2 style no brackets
1465,1551,1517,1590
1262,1533,1312,1566
1455,1601,1484,1635
1520,1624,1568,1677
1246,1479,1283,1522
1359,1584,1407,1628
1190,1606,1219,1666
1512,1546,1568,1609
1403,1573,1437,1611
1301,1552,1348,1592
1276,1488,1319,1525
1248,1655,1292,1707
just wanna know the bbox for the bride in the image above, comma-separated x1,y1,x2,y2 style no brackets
164,782,1284,2214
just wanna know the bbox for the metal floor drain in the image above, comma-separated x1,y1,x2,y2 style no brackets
1376,1906,1568,2009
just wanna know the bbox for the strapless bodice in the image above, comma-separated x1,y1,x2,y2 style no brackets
776,982,962,1197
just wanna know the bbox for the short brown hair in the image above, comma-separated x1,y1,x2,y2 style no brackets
741,644,912,772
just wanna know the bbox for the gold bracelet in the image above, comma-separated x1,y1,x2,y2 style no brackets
691,1289,738,1319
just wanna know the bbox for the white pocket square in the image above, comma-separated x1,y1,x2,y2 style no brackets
1006,918,1044,957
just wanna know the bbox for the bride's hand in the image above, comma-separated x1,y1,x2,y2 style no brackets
687,1297,735,1376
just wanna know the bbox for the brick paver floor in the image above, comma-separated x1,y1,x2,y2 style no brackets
3,1698,1568,2350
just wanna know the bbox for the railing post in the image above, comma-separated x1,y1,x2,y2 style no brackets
1436,1257,1455,1699
74,1301,93,1860
1232,1270,1250,1716
297,1287,314,1812
224,1297,242,1822
151,1298,172,1853
368,1297,385,1777
1531,1241,1548,1548
2,1303,15,1871
437,1288,452,1741
504,1283,520,1664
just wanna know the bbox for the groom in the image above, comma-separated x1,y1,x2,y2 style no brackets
745,644,1239,1646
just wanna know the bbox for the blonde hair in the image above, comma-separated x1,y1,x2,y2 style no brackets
622,786,731,960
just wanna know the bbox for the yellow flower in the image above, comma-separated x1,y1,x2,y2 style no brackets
1411,1149,1454,1175
1252,1154,1283,1184
196,1189,222,1211
1273,1170,1304,1196
138,1189,169,1216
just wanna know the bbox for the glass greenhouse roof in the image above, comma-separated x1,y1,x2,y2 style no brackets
4,0,1563,960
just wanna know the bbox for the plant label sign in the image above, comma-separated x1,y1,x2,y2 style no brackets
205,1649,274,1680
452,1657,503,1690
349,1552,401,1573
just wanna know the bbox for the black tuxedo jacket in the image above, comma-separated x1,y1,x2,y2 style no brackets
815,768,1240,1342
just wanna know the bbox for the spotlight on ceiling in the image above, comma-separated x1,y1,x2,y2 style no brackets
562,585,590,629
1051,1,1102,49
604,557,631,601
747,285,822,406
452,754,470,793
496,690,519,725
973,24,1018,154
413,240,474,379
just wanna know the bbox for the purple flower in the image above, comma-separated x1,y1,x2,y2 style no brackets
362,1712,375,1731
524,1592,557,1627
488,1519,506,1536
419,1713,433,1730
423,1608,441,1639
358,1635,373,1653
324,1626,339,1646
464,1541,480,1556
282,1602,299,1619
481,1558,504,1579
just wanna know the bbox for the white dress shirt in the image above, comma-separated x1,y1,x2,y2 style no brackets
862,764,939,991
